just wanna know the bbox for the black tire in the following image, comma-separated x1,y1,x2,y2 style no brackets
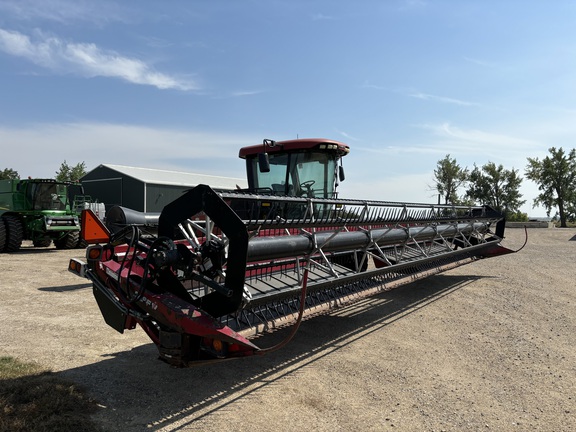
0,217,6,252
77,238,88,249
54,231,80,249
33,238,52,248
3,215,24,252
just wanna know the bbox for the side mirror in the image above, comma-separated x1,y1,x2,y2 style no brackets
258,153,270,173
338,165,345,182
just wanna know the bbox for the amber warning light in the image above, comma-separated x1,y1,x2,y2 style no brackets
81,209,111,244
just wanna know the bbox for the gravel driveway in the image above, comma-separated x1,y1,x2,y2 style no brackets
1,227,575,431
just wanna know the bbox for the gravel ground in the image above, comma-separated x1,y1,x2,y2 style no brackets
1,227,575,431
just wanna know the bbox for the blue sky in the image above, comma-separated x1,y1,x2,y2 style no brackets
1,0,575,217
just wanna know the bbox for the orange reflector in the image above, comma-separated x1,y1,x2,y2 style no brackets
88,246,102,260
212,339,224,352
68,258,86,277
81,209,110,244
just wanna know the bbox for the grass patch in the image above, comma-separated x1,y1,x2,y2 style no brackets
0,356,102,432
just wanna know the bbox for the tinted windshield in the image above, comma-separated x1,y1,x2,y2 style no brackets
251,151,337,198
29,183,68,210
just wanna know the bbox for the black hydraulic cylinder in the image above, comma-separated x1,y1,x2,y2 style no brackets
106,206,160,232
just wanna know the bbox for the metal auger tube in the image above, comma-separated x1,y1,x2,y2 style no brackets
245,222,490,262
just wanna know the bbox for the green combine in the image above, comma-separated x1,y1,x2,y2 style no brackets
0,178,98,252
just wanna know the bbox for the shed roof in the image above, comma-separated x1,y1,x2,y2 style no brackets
86,164,247,190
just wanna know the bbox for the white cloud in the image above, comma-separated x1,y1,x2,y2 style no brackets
339,172,436,203
312,13,336,21
0,121,550,217
342,122,553,216
229,90,265,97
336,130,360,142
0,28,198,90
342,149,537,212
409,91,479,107
463,56,498,68
0,0,128,25
0,122,259,179
363,85,479,107
418,122,538,148
361,81,388,91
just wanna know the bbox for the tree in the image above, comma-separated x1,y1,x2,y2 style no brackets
466,162,525,218
0,168,19,180
55,161,87,182
525,147,576,228
432,154,468,204
507,210,529,222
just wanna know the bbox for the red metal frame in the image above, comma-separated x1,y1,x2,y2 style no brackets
238,138,350,158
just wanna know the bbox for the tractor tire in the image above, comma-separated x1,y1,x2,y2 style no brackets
33,238,52,248
0,218,6,252
3,215,24,253
77,238,88,249
54,231,80,250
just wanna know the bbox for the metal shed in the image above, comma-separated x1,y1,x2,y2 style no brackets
80,164,247,212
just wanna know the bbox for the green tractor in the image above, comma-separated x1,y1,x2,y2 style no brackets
0,178,89,252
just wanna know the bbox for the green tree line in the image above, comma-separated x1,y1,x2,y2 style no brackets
433,147,576,227
0,161,87,182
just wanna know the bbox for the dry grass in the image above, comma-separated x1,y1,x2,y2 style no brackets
0,356,101,432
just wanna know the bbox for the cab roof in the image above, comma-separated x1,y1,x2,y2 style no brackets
238,138,350,159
